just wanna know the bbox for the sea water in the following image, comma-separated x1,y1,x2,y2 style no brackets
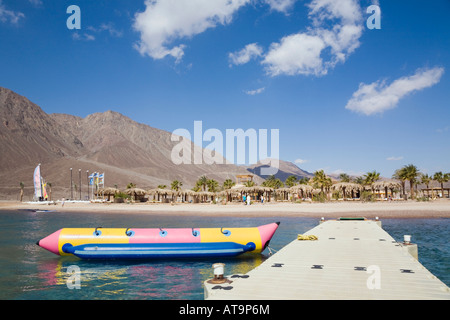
0,210,448,300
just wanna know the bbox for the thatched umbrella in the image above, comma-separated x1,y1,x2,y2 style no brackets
373,180,401,199
97,187,119,201
331,183,363,200
275,188,290,201
98,187,119,195
175,189,196,202
123,188,147,201
147,188,174,202
195,191,215,203
290,185,314,199
230,186,273,202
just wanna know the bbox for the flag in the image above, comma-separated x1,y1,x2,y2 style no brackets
98,173,104,186
88,173,94,186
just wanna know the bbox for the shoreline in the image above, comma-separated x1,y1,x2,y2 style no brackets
1,199,450,219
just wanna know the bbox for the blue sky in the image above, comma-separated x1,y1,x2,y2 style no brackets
1,0,449,178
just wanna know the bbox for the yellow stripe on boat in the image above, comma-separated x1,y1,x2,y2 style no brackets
199,227,263,252
58,228,129,256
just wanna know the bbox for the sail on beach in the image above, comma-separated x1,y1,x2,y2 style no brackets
33,164,47,201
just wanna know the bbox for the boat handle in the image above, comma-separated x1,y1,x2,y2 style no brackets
192,228,199,237
94,227,102,236
221,228,231,236
125,228,134,237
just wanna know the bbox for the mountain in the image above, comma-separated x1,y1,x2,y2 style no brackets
1,87,270,201
247,159,314,181
0,87,84,170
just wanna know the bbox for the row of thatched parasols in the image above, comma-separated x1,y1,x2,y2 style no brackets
97,180,403,202
330,181,402,199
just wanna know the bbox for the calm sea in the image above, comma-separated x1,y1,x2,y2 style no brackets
0,209,448,300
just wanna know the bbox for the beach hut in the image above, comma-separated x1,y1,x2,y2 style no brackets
231,186,273,203
123,188,147,202
97,187,119,201
373,180,402,200
289,185,314,200
195,191,215,203
275,188,290,201
148,188,174,203
175,189,196,203
331,182,364,200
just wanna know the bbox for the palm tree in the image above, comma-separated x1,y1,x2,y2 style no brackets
243,180,255,187
272,179,284,189
171,180,182,192
222,179,235,190
363,171,380,186
393,168,407,198
339,173,351,183
196,175,208,191
433,172,450,198
157,184,167,189
127,182,136,189
421,174,432,188
362,171,380,198
285,175,298,188
47,182,52,201
402,164,420,199
420,174,432,198
206,179,219,192
19,182,24,202
298,177,310,185
353,176,364,185
312,170,328,196
261,175,283,189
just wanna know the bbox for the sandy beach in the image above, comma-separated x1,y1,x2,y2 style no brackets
2,199,450,219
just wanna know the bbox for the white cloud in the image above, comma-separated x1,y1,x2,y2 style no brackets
262,0,363,77
88,23,123,38
72,32,96,41
327,168,364,177
295,158,308,165
265,0,297,13
0,0,25,24
229,43,263,66
263,32,327,76
307,0,362,25
345,67,445,116
386,156,403,161
245,87,265,95
28,0,42,7
436,126,449,133
133,0,251,62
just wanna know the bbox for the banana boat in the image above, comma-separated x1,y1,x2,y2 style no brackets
37,222,280,259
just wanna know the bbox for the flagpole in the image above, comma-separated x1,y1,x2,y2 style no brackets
79,169,81,200
70,168,73,200
86,170,89,200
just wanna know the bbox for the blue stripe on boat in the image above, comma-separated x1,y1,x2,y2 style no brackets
62,242,256,259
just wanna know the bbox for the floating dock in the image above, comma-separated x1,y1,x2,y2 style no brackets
204,218,450,300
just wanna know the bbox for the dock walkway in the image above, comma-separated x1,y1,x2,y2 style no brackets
204,219,450,300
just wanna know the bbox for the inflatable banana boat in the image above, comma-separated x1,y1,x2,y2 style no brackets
37,222,280,260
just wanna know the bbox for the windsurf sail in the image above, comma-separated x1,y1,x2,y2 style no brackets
33,165,42,200
42,181,48,200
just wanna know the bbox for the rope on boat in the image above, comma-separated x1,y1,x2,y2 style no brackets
297,234,318,241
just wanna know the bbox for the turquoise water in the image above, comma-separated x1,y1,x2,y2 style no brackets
0,210,448,300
